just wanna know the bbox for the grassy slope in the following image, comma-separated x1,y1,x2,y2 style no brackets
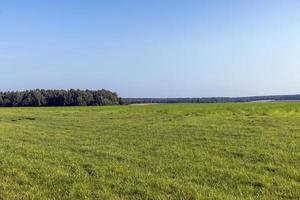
0,103,299,199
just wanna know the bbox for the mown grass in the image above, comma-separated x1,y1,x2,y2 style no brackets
0,103,299,199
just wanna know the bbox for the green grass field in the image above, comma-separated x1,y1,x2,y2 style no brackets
0,103,299,199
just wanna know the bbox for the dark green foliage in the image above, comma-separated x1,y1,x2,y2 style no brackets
123,94,300,104
0,89,120,107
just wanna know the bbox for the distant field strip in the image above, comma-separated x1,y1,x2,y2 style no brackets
0,103,299,199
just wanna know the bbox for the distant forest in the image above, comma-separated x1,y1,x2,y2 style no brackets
123,95,300,104
0,89,299,107
0,89,121,107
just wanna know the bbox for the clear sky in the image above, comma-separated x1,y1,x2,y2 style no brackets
0,0,299,97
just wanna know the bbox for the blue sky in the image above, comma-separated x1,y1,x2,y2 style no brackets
0,0,300,97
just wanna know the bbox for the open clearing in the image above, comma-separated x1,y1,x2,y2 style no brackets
129,103,157,106
0,103,299,199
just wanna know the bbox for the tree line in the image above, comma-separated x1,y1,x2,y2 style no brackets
1,89,299,107
0,89,121,107
122,95,300,104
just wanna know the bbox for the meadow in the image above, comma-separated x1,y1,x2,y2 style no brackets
0,103,299,199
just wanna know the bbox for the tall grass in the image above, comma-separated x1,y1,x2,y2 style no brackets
0,103,299,199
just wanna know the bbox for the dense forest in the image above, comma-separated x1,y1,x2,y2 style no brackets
123,95,300,104
1,89,299,107
0,89,121,107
